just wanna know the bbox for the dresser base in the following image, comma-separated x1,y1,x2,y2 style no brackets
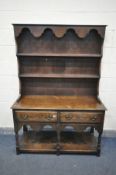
12,95,105,156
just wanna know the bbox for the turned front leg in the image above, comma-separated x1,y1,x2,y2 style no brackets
15,132,20,154
13,112,20,155
90,127,94,134
23,125,28,132
13,122,20,155
97,132,102,156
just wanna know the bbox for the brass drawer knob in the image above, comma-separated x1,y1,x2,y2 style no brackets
23,115,28,120
47,115,53,120
65,114,72,120
91,116,97,121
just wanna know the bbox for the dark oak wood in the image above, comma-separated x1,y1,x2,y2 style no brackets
12,24,106,156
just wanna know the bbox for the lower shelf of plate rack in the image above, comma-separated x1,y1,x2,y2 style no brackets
17,131,98,154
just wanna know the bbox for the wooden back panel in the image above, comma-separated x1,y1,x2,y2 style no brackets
17,28,103,54
21,78,98,96
19,57,100,76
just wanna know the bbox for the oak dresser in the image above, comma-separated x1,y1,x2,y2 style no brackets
12,24,106,156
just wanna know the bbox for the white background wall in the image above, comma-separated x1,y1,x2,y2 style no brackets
0,0,116,130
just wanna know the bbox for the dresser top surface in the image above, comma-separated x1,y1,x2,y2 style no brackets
12,95,106,111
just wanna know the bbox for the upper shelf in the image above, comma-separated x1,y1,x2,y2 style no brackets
19,73,100,78
17,53,102,57
13,25,106,56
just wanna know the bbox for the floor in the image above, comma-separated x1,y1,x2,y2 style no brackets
0,134,116,175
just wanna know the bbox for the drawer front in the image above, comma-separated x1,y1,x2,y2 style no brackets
60,112,104,123
15,111,57,122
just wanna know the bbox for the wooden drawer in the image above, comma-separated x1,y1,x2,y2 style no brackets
60,112,104,123
15,111,57,122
